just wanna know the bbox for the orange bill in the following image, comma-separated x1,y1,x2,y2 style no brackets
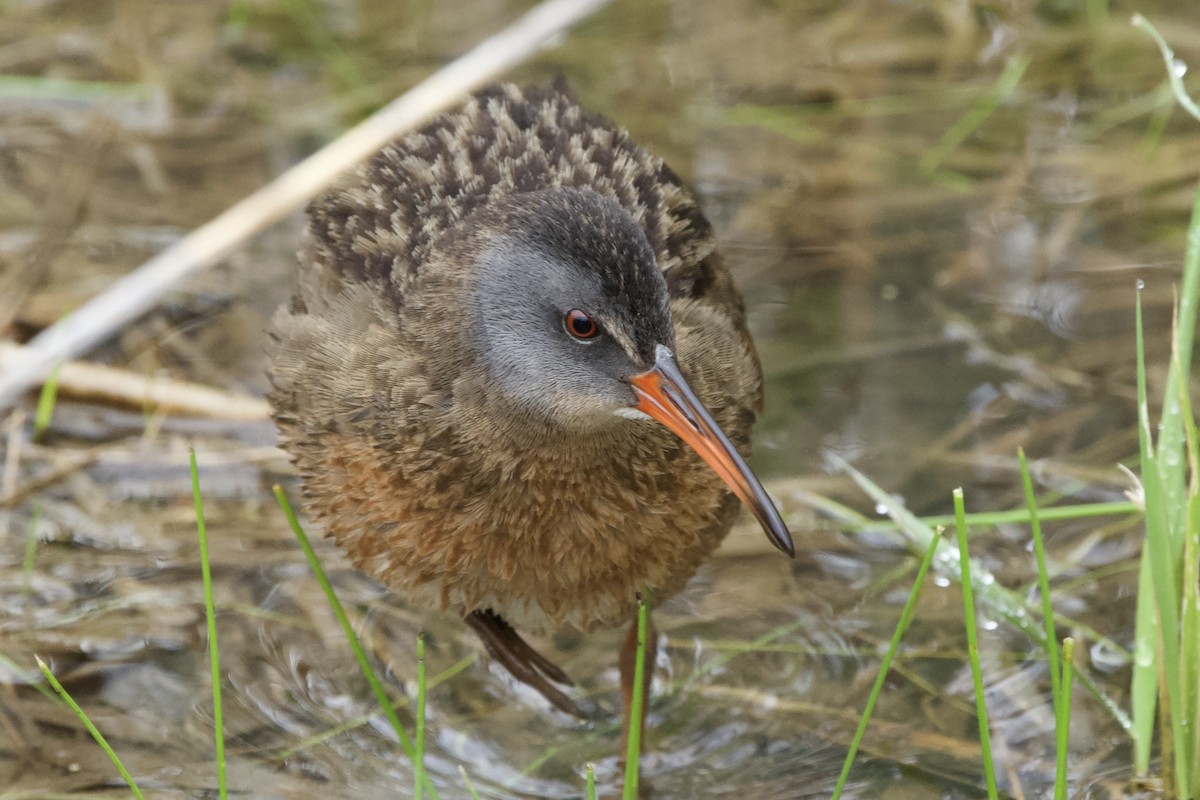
629,345,795,558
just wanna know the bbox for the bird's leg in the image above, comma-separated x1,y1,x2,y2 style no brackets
464,609,586,718
618,611,657,764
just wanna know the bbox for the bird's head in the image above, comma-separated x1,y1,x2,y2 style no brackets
456,187,793,557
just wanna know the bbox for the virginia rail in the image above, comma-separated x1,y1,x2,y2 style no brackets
269,83,793,745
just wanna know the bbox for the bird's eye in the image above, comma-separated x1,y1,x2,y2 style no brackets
564,309,599,340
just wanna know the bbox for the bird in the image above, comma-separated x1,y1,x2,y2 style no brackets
267,81,794,752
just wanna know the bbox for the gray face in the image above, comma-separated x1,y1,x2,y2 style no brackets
466,188,674,431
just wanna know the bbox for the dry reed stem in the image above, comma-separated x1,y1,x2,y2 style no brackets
0,0,611,410
0,343,271,421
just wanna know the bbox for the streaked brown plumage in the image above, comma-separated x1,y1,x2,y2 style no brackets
269,83,791,728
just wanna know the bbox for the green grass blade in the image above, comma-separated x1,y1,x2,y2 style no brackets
272,485,440,800
1129,24,1200,615
0,75,150,103
1054,638,1076,800
1132,289,1190,796
21,504,41,600
1187,488,1200,786
35,656,145,800
799,489,1135,662
458,765,482,800
415,630,427,800
1169,166,1200,793
1019,449,1061,711
1135,296,1190,793
0,651,59,705
1164,111,1200,789
831,530,941,800
1175,358,1200,783
190,450,227,799
953,489,999,800
829,452,1133,733
1131,15,1200,123
1130,287,1158,775
1172,178,1200,374
1130,551,1158,775
512,729,607,786
1179,181,1200,365
33,363,61,441
623,589,651,800
920,55,1029,174
458,766,482,800
795,482,1138,543
586,762,597,800
914,501,1139,530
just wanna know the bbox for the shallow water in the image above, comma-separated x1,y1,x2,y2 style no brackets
1,0,1198,797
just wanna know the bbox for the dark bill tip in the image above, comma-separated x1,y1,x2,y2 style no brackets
629,345,795,558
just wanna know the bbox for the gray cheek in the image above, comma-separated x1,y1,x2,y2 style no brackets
478,311,631,425
469,240,631,426
476,309,556,414
469,257,580,418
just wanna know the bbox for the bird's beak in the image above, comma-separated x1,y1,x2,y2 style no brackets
628,344,795,558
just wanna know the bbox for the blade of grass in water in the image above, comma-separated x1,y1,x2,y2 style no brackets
458,766,482,800
1172,352,1200,785
273,485,439,800
1124,30,1200,786
1132,15,1200,123
790,486,1137,539
953,489,999,800
919,55,1029,175
1055,638,1076,800
1019,449,1062,712
0,75,151,103
623,589,651,800
35,656,145,800
415,630,427,800
831,530,941,800
1130,14,1200,564
801,483,1134,661
828,451,1133,732
21,504,41,599
33,363,60,441
1136,575,1167,781
1178,363,1200,787
586,762,597,800
1135,291,1190,794
1130,285,1159,776
513,728,607,783
190,450,227,800
0,652,59,705
913,501,1139,531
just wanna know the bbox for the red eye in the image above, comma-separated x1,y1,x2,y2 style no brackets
564,309,599,340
